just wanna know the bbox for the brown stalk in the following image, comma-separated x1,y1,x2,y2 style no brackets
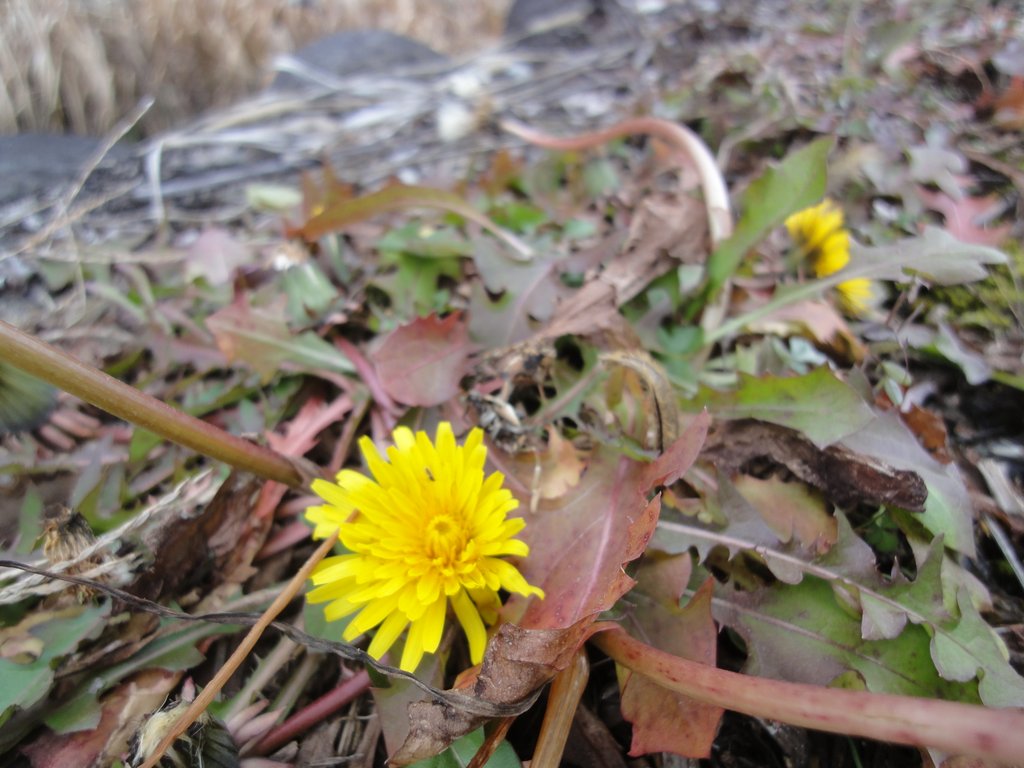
0,319,308,487
530,649,590,768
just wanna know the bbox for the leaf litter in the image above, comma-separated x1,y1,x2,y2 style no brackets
1,1,1024,767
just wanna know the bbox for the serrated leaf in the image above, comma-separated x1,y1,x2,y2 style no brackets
377,248,462,318
732,474,836,552
655,506,1024,706
683,367,875,448
930,588,1024,708
851,226,1006,285
714,574,980,701
656,473,828,585
468,239,565,346
467,282,526,347
705,138,831,298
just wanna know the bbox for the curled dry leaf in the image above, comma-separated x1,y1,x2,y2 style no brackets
536,431,585,500
701,420,928,512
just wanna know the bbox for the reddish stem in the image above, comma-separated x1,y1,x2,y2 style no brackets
501,117,732,245
592,624,1024,763
252,669,372,756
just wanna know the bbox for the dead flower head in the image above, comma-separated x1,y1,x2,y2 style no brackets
305,422,544,672
785,198,880,315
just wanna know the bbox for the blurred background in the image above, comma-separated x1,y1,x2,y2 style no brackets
0,0,511,135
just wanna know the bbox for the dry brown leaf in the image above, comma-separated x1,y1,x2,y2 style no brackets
536,431,586,500
702,420,928,512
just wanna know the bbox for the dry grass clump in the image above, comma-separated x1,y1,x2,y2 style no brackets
0,0,508,136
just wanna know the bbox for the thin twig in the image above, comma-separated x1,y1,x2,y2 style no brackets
137,530,339,768
0,558,535,718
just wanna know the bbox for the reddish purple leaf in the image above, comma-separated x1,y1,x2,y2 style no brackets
371,313,475,406
512,411,710,630
619,570,724,758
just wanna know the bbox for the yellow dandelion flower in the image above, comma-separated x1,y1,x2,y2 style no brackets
785,199,882,316
305,422,544,672
785,198,850,277
835,277,878,316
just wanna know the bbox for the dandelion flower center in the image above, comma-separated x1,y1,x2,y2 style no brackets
304,422,544,672
425,513,465,561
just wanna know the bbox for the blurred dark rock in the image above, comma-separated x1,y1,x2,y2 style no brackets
269,29,448,91
504,0,636,49
0,134,103,205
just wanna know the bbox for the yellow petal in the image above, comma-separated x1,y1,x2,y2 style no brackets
309,479,353,510
346,595,399,637
392,426,416,451
812,230,851,277
837,277,880,315
452,588,488,664
312,555,361,584
400,615,428,672
323,597,360,622
420,596,447,655
416,569,442,604
367,611,408,661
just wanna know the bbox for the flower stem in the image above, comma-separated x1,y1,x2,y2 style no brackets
592,623,1024,763
702,275,841,346
0,319,306,487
